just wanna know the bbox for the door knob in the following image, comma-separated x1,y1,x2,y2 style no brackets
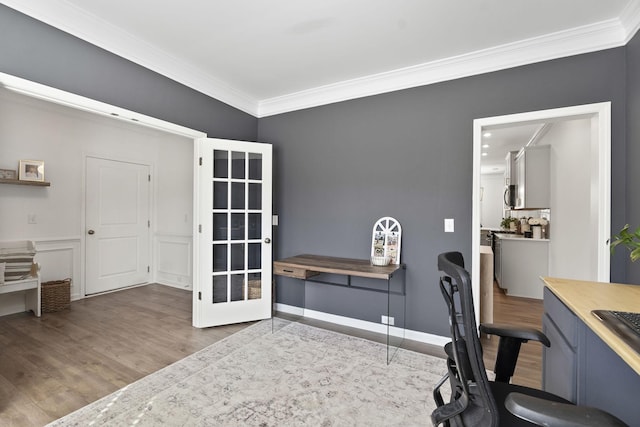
264,238,271,244
88,229,95,235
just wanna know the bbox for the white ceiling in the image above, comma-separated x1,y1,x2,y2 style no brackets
480,123,545,175
3,0,640,117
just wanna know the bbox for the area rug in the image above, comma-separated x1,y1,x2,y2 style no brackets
48,319,448,426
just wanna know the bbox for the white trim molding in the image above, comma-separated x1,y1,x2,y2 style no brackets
3,1,640,118
275,303,450,348
258,20,627,117
154,233,192,290
471,102,611,326
0,72,207,139
0,0,257,117
621,0,640,43
33,237,83,300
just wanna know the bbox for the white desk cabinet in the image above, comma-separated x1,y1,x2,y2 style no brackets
0,273,41,317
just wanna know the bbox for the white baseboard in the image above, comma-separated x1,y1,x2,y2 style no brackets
156,280,192,291
274,303,449,347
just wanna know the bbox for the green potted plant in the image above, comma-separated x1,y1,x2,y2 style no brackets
500,217,518,231
609,224,640,262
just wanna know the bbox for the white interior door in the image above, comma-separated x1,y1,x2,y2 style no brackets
86,157,151,295
194,138,272,327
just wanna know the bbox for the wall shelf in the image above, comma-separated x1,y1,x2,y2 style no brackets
0,178,50,187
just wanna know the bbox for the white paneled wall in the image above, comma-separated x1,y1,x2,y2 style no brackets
0,88,195,315
34,238,82,299
155,234,192,289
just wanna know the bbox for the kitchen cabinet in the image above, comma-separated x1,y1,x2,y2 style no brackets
494,234,549,299
494,235,503,287
515,145,550,209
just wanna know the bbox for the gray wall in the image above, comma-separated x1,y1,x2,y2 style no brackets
259,48,628,336
0,5,257,141
0,3,636,336
627,31,640,284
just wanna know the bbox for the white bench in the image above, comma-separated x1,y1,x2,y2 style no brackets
0,262,41,317
0,241,41,317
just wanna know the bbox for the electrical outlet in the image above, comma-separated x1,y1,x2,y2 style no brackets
27,214,37,224
381,315,395,326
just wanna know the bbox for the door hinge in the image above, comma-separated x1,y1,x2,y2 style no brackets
199,157,202,166
198,224,202,233
147,266,150,273
148,220,151,228
148,174,151,182
198,291,202,300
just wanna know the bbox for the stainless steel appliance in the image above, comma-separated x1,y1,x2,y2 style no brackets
504,184,516,209
503,151,519,209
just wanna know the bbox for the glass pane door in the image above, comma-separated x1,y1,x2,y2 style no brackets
194,138,272,327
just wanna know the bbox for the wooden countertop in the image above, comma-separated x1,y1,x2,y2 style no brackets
542,277,640,375
274,254,403,280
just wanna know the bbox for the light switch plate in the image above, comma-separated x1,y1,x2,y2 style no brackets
272,215,279,226
444,218,454,232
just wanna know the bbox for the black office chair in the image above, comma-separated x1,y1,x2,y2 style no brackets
431,251,627,427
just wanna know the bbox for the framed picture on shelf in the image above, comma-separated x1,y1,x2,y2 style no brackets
0,169,17,179
19,160,45,182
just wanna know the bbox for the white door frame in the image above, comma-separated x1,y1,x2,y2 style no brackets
472,102,611,324
0,72,207,298
84,155,152,295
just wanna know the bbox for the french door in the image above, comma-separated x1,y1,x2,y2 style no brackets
193,138,273,327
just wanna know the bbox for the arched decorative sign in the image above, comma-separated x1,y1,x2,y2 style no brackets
370,217,402,265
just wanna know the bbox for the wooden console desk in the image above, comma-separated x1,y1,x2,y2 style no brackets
273,254,406,363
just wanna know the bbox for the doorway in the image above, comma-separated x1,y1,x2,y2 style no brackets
471,103,611,324
85,157,151,294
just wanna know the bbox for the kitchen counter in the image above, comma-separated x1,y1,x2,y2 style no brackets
493,232,550,242
542,277,640,374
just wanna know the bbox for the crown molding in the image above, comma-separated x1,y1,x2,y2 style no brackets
258,18,628,117
620,0,640,43
4,1,640,119
1,0,260,116
0,71,207,138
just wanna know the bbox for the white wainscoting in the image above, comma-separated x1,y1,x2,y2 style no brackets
0,237,82,317
155,234,192,290
34,237,83,300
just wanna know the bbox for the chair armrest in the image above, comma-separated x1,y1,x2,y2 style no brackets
480,323,550,347
505,392,628,427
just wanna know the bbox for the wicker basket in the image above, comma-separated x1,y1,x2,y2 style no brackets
41,279,71,312
248,279,261,300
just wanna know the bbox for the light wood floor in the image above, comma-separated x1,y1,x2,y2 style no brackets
0,284,253,426
481,282,545,389
0,281,542,426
